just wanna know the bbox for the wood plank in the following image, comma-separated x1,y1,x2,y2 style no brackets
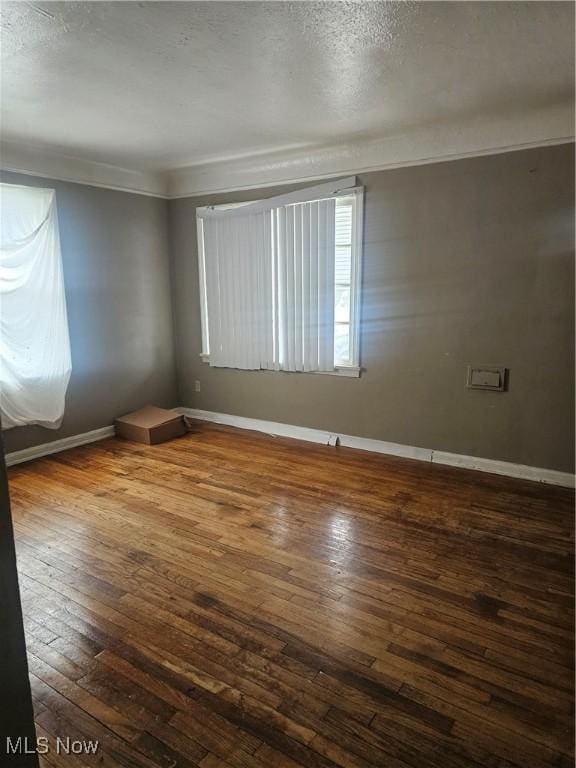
8,423,574,768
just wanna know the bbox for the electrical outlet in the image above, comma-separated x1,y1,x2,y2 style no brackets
195,380,201,393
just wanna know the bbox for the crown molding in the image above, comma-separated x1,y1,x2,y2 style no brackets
165,103,575,199
0,141,167,198
2,104,573,199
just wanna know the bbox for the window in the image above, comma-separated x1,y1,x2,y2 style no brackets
197,177,363,376
334,195,358,368
0,184,71,429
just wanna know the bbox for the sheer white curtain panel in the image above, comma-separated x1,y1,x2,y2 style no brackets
0,184,71,429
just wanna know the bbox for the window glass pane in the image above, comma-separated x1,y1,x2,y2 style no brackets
335,199,353,246
335,285,350,323
335,245,351,283
334,196,354,367
334,323,350,365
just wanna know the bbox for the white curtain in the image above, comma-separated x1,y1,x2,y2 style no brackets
0,184,72,429
199,178,347,373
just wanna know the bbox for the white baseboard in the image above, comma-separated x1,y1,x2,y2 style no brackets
5,426,115,467
429,449,573,487
179,407,575,489
5,411,574,489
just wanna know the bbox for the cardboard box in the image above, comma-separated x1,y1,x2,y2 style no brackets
114,405,187,445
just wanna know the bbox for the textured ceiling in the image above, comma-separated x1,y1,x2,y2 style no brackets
1,1,574,172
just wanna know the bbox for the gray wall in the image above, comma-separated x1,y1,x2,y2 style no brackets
169,143,575,473
1,171,178,453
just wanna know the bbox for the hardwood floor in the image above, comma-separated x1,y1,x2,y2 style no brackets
8,422,574,768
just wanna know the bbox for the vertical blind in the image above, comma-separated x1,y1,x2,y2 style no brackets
202,211,274,369
274,199,335,371
198,178,356,373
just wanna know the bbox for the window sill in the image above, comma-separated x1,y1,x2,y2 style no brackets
314,366,361,378
199,354,361,378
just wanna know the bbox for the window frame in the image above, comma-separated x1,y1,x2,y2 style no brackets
196,185,364,378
